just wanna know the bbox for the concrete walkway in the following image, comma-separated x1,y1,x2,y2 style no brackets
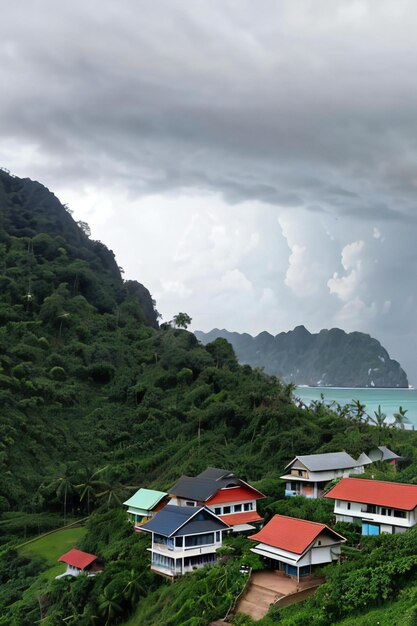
236,571,323,621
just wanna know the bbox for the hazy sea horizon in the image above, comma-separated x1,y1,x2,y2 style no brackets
296,386,417,427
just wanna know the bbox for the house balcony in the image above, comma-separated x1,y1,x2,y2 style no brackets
150,560,214,577
285,488,315,498
149,543,221,559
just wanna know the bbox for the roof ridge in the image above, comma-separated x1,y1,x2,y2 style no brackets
342,477,414,487
273,513,327,529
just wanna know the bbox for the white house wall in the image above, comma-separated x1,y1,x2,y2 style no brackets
334,500,415,529
310,545,341,565
251,541,341,568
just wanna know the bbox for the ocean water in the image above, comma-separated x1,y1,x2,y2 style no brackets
296,387,417,428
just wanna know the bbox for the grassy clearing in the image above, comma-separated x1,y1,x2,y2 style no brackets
19,526,87,580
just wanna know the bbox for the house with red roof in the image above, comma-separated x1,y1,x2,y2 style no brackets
249,515,346,582
325,477,417,535
168,467,264,532
56,548,103,579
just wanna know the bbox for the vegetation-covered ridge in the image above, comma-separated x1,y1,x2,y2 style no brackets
1,168,417,625
196,326,409,388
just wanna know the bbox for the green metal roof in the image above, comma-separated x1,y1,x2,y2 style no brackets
123,488,167,512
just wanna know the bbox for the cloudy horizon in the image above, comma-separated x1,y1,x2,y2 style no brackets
1,1,417,381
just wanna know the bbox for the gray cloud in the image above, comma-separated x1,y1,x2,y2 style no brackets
1,1,417,381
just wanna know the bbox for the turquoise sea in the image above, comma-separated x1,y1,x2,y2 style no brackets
296,387,417,428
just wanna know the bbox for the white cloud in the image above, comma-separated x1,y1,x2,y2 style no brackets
335,296,377,323
341,240,364,271
161,281,192,298
220,269,252,291
327,240,365,302
2,0,417,381
328,269,361,301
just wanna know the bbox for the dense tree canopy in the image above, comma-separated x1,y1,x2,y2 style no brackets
2,169,417,625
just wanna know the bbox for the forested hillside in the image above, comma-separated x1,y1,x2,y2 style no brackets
1,170,417,625
195,327,408,388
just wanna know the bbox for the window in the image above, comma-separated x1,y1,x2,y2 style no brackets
393,509,406,519
362,504,377,514
175,537,183,547
317,540,322,546
234,504,242,512
154,533,169,546
347,503,351,510
381,508,392,517
214,507,221,515
185,501,196,507
223,506,231,514
297,469,304,476
244,502,253,511
152,553,174,570
185,533,215,548
215,531,220,542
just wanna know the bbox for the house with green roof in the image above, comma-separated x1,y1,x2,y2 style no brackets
124,488,168,529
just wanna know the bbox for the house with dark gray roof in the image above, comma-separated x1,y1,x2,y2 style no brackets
167,467,265,532
140,505,230,577
280,452,372,498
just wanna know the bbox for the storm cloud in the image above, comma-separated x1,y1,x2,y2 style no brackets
1,1,417,380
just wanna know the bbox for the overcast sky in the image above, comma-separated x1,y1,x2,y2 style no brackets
1,1,417,381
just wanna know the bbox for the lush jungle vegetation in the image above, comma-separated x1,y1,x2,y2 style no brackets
2,168,417,625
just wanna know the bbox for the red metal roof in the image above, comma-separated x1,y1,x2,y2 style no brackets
206,485,264,505
324,477,417,510
58,548,98,570
219,511,263,526
249,514,345,554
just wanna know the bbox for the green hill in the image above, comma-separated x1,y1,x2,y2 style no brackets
1,169,417,626
195,327,409,388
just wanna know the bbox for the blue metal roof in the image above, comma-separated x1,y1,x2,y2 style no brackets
140,505,229,537
175,517,227,536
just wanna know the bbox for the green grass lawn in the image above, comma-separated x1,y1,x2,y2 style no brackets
19,526,87,580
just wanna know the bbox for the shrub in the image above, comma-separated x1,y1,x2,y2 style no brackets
49,366,66,381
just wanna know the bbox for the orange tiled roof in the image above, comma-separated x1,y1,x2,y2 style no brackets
249,514,345,554
219,510,262,526
325,477,417,510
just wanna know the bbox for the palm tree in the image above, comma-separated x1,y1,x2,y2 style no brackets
310,398,324,414
368,405,389,444
47,465,76,524
348,399,369,429
350,399,367,421
123,569,145,606
76,467,107,515
98,587,123,625
281,382,297,403
393,406,408,430
94,468,126,510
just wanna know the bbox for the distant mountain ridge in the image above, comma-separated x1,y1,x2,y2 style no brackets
195,326,409,388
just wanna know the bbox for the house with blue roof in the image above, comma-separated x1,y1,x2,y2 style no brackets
140,504,230,578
